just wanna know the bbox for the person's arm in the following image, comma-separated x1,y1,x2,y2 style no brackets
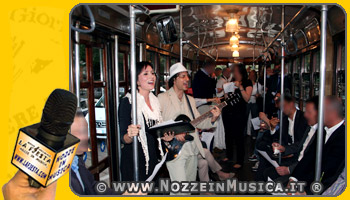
118,98,140,144
240,85,253,102
194,98,208,107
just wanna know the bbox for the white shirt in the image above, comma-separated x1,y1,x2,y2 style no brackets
270,110,297,140
216,76,230,97
248,82,263,103
298,124,318,161
288,110,297,144
325,120,344,143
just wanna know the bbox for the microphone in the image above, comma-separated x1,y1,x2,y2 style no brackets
11,89,80,188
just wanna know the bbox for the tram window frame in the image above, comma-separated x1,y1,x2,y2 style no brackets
77,39,112,182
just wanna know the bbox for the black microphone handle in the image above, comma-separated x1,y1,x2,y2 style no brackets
29,177,41,188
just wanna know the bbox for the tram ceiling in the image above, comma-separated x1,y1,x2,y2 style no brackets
74,5,344,59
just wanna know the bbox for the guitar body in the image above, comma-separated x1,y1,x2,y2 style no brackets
166,114,194,161
175,114,191,123
164,93,240,161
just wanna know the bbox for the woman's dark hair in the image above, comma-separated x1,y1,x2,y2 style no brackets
249,70,257,82
234,63,248,81
128,61,154,86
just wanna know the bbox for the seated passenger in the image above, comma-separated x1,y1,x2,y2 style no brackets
262,96,319,181
70,112,145,195
288,96,345,194
255,94,308,181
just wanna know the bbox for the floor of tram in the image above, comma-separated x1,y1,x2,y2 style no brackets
212,135,256,182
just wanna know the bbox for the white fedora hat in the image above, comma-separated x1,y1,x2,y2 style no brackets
169,62,188,79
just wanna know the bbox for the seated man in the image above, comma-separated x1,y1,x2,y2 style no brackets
288,96,345,194
255,94,308,181
70,111,144,195
262,96,319,181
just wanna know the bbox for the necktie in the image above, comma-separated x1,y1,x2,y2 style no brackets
71,156,85,192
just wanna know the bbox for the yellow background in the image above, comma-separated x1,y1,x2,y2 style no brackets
0,1,348,199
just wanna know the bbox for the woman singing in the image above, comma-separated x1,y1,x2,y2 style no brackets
222,64,252,170
119,61,173,181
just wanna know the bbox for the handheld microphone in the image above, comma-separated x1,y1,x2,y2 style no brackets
11,89,80,188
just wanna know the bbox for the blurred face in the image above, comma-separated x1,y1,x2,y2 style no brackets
205,64,216,75
137,65,156,92
323,99,334,127
249,71,257,82
233,66,242,81
223,68,231,78
215,69,222,77
283,101,294,116
173,71,190,91
71,115,89,155
304,103,318,126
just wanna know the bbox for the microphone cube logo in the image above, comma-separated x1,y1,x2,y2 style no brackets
11,125,80,187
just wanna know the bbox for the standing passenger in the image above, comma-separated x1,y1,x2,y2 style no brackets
158,63,221,195
222,64,253,169
118,62,173,181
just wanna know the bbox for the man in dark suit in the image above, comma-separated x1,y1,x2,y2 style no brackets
262,96,319,180
192,60,217,100
70,112,145,195
288,96,345,195
255,94,308,181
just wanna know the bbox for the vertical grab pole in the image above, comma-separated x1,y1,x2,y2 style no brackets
114,35,122,180
129,5,139,181
263,64,266,113
179,5,183,64
139,43,143,62
315,5,328,182
278,5,285,164
74,22,81,104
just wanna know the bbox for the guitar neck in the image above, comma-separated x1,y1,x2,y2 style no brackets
191,101,227,127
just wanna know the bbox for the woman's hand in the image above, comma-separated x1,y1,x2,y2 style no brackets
161,131,175,142
124,124,140,144
127,124,140,137
234,81,241,88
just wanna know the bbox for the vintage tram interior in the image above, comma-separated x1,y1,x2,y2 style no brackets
70,4,346,193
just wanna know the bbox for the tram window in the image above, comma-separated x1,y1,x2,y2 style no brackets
341,43,345,70
118,53,125,82
80,88,92,169
315,50,320,71
170,57,178,66
79,44,88,82
92,47,104,81
159,54,167,92
304,54,311,73
146,50,155,67
79,88,89,117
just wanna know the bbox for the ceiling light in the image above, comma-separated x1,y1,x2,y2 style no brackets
232,50,239,57
229,34,240,46
226,18,239,33
231,44,239,52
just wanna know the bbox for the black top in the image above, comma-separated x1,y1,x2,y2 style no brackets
192,69,217,99
118,97,159,181
224,79,252,116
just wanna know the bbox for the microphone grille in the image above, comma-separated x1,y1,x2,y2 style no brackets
40,89,77,136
